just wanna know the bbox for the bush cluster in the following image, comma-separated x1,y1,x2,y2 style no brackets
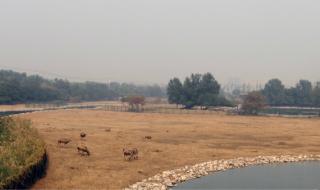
0,117,46,189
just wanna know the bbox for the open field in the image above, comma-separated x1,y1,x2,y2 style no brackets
0,104,29,111
18,110,320,189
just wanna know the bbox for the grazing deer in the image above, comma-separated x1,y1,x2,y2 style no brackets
77,144,90,156
123,148,139,161
58,138,71,145
80,132,86,139
145,136,152,140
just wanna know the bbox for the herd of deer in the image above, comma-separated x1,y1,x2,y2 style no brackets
57,135,90,156
57,131,147,161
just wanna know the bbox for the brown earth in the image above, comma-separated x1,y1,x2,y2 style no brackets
0,101,118,111
0,104,28,110
17,109,320,190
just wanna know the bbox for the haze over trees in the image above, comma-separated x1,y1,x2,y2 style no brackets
0,70,165,104
313,82,320,107
262,79,320,107
167,73,232,109
2,69,320,109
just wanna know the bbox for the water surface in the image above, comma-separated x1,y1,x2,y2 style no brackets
174,162,320,190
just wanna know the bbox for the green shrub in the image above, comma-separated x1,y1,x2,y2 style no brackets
0,117,12,143
0,117,46,188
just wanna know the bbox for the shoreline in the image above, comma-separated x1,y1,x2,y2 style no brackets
125,155,320,190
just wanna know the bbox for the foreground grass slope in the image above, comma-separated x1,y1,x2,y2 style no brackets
0,117,46,189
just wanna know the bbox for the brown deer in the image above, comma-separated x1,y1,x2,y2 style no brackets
77,144,90,156
145,136,152,140
58,138,71,145
123,148,139,161
80,132,86,139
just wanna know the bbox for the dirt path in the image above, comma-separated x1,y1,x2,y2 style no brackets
18,110,320,189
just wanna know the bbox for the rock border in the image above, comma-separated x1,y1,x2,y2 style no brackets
125,155,320,190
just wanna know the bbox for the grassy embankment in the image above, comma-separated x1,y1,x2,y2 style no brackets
0,117,46,189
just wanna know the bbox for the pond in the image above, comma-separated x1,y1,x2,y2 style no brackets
173,162,320,190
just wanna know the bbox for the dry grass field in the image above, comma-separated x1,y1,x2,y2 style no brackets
0,104,28,111
0,101,120,112
18,109,320,189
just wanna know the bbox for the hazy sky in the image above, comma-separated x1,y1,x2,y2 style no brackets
0,0,319,86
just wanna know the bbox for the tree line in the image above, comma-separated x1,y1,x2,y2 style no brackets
167,73,232,109
167,73,320,110
261,79,320,107
238,78,320,115
2,70,319,109
0,70,166,104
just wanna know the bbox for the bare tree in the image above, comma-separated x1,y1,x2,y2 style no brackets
241,91,266,115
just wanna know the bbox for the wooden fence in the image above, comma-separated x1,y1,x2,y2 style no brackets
101,105,228,115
